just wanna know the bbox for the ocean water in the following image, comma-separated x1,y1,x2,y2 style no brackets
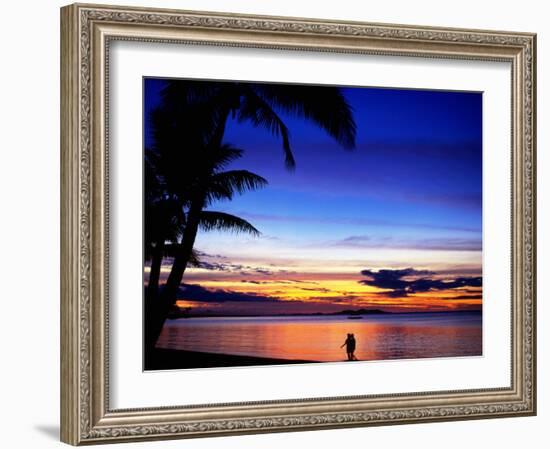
156,311,482,363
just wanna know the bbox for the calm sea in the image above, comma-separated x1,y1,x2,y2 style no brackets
156,311,482,362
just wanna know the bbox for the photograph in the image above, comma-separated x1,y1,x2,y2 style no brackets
143,78,483,371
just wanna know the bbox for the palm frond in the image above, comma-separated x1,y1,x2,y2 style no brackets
160,247,201,267
199,211,260,236
144,151,163,200
144,197,185,250
188,248,202,267
161,79,222,106
205,170,267,203
254,84,357,150
237,87,295,169
207,144,244,170
160,80,240,147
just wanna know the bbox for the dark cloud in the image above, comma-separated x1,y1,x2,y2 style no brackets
340,235,371,244
298,287,332,293
240,279,319,285
195,260,276,276
196,261,232,271
286,279,316,284
194,250,228,259
177,283,280,303
435,269,484,277
360,268,434,290
359,267,482,297
241,279,283,285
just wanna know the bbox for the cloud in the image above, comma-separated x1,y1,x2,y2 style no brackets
177,283,280,303
238,212,480,234
434,269,484,277
333,236,481,252
195,260,277,276
194,250,228,259
446,294,483,300
359,267,482,297
399,192,481,211
239,279,319,285
288,279,318,284
196,261,233,271
298,287,332,293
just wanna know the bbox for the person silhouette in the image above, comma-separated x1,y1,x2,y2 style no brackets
340,333,357,361
349,333,357,360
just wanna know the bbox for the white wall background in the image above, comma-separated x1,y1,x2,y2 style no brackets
0,0,546,448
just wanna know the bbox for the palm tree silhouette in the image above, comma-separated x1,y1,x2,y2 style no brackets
144,121,267,349
161,80,356,169
145,79,357,352
144,153,183,301
144,104,267,294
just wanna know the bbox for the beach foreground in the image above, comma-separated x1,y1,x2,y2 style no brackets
145,348,317,370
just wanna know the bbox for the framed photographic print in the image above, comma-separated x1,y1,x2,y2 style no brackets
60,3,537,445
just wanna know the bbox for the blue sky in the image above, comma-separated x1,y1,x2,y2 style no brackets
144,78,483,313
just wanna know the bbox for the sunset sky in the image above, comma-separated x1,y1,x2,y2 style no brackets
144,79,483,315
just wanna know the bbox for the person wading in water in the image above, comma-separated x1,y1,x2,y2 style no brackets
341,333,358,361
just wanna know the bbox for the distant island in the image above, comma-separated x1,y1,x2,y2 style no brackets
330,308,389,316
167,306,480,319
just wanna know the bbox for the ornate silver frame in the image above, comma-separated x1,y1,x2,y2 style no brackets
60,3,536,445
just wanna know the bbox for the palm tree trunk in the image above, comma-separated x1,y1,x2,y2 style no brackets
144,104,232,355
161,103,230,302
147,239,164,300
143,239,165,354
144,198,204,360
162,199,203,304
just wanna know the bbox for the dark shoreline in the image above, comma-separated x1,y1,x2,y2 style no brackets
145,348,318,370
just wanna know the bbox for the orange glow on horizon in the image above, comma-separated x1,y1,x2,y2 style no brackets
172,276,482,313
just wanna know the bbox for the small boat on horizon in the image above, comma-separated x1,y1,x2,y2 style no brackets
347,316,364,320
